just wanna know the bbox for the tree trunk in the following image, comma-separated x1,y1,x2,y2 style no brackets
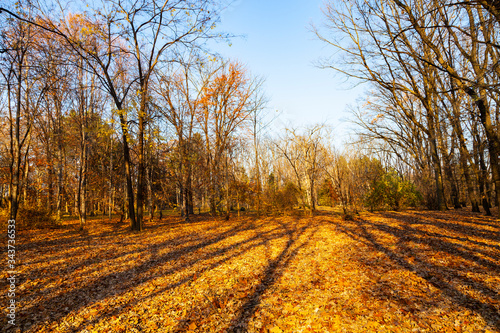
7,59,24,221
466,88,500,218
426,103,447,210
452,103,481,212
118,113,137,230
225,152,230,220
108,137,113,220
135,107,145,231
78,129,87,230
253,120,261,217
147,163,153,222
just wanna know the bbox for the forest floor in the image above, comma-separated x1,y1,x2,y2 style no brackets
1,208,500,332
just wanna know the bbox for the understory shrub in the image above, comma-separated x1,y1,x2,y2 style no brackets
0,207,61,229
264,182,300,214
365,172,422,211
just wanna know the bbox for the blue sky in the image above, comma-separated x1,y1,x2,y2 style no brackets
211,0,366,140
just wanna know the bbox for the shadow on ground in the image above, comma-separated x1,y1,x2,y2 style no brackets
11,215,318,332
328,210,500,330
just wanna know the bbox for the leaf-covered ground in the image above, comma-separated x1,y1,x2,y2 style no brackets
2,209,500,332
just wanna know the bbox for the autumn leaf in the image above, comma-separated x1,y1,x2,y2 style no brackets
9,210,500,332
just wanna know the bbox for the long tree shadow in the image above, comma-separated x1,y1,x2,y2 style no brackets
19,213,200,253
76,232,287,331
15,216,315,332
330,212,500,330
407,210,500,230
169,219,318,333
78,218,313,332
225,220,316,332
16,218,253,331
382,211,500,243
19,217,248,292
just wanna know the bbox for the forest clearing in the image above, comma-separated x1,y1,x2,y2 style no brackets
2,208,499,332
2,0,500,332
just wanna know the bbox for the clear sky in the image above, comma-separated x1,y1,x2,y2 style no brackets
210,0,366,140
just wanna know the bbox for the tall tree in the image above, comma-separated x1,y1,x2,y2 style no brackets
197,60,259,217
0,0,226,229
0,7,40,221
154,54,214,220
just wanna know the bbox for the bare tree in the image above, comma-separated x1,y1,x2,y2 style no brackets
276,125,326,215
197,60,261,218
1,0,227,229
0,9,40,221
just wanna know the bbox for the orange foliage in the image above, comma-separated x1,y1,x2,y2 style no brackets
197,61,254,144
